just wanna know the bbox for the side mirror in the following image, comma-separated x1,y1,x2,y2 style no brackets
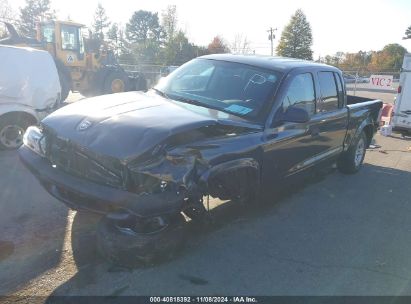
282,107,310,123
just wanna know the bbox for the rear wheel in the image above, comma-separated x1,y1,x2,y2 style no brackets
337,131,367,174
103,71,129,94
0,114,34,150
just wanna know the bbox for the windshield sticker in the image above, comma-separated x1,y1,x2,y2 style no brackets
225,104,253,115
267,75,277,82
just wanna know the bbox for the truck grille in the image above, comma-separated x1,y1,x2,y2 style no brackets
47,136,123,189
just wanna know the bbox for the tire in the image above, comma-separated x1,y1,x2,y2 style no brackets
135,73,148,91
103,71,129,95
96,213,186,267
59,71,71,101
337,131,367,174
0,113,34,150
55,60,71,101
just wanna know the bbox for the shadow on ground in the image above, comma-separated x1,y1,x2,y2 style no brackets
0,151,69,295
45,162,411,296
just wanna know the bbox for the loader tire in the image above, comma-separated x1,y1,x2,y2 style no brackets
103,71,129,94
97,213,186,267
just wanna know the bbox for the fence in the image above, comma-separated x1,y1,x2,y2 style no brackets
119,63,168,88
342,70,399,98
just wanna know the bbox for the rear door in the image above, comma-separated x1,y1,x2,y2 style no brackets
311,71,348,158
393,54,411,130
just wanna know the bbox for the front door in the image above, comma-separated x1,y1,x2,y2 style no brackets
262,72,322,185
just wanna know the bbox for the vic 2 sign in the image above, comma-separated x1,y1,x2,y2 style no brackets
370,75,393,89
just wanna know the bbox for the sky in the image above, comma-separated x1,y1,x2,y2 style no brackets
8,0,411,57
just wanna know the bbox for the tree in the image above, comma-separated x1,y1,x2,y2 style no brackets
92,3,110,40
160,30,201,65
404,25,411,40
0,0,14,20
19,0,55,37
0,0,15,38
368,43,407,72
276,9,313,60
207,36,229,54
161,5,177,43
107,23,119,53
126,10,164,44
230,34,252,55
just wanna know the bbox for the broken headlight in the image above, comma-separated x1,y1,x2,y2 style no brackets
23,126,47,157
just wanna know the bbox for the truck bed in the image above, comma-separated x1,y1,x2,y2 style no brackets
345,95,383,147
347,95,377,105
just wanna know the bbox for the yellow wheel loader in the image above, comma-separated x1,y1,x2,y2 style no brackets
0,21,147,100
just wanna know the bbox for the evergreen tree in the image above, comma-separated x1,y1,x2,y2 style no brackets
276,9,313,60
107,22,119,52
92,3,110,40
404,25,411,39
125,10,164,44
19,0,55,37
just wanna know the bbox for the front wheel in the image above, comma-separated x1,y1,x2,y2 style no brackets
97,213,186,267
337,131,367,174
0,114,34,150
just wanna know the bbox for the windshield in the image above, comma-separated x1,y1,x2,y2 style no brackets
155,59,282,120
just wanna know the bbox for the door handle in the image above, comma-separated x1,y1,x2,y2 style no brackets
266,133,278,140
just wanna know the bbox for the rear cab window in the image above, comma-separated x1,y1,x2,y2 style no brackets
318,71,341,112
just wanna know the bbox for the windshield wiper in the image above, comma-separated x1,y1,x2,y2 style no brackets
171,95,224,112
152,87,169,98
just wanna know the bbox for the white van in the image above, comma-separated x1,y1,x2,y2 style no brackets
0,45,61,149
392,53,411,135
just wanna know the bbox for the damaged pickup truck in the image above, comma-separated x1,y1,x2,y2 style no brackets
19,54,383,266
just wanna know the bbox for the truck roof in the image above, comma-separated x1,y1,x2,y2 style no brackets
199,54,339,73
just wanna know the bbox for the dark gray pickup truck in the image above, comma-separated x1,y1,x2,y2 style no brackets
19,54,382,266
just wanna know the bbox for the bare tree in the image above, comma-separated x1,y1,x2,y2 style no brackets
161,5,178,42
0,0,15,38
0,0,14,20
230,33,252,55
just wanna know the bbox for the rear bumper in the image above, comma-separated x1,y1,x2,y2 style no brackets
18,146,184,217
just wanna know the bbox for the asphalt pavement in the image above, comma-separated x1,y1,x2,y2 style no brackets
1,133,411,297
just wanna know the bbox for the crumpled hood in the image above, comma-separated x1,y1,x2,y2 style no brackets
42,91,253,161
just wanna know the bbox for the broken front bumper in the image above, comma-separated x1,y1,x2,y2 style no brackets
18,146,185,217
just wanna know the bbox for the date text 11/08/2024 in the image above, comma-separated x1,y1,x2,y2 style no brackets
149,297,258,303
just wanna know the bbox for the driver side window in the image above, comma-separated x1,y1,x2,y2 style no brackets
283,73,316,115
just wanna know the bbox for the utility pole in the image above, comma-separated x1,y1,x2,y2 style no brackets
267,27,277,56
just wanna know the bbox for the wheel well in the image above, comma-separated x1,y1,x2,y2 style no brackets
207,166,259,201
0,111,37,126
362,125,373,147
